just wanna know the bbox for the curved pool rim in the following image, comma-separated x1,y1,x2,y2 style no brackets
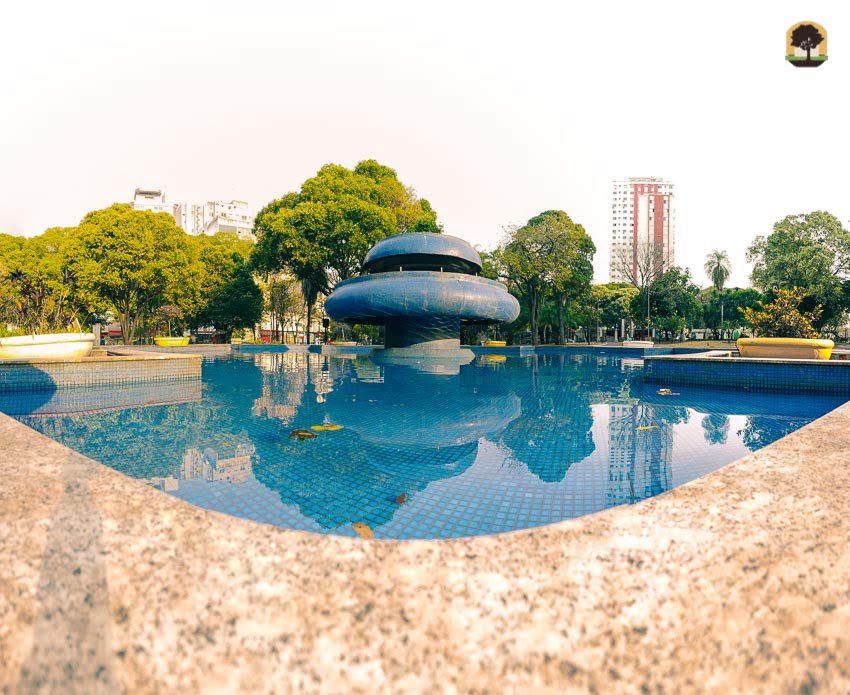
2,392,849,691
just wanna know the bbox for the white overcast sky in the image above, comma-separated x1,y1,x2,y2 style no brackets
1,0,847,287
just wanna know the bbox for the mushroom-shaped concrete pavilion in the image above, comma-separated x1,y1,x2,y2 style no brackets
324,233,519,355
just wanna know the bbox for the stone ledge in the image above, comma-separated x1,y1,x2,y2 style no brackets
1,399,849,692
0,350,202,391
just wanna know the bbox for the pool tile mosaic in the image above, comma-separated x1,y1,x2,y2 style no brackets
4,350,845,539
644,355,850,394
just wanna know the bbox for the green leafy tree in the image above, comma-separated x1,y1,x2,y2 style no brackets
199,257,264,341
67,204,192,344
0,227,84,333
181,232,255,328
534,211,596,344
704,250,731,292
700,287,762,337
252,160,440,343
747,211,850,331
632,267,701,340
704,249,731,337
576,283,639,342
740,288,820,338
500,211,595,345
264,274,302,342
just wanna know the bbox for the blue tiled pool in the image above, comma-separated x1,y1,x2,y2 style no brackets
6,351,846,539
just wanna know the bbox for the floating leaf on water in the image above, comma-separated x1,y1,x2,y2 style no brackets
395,493,407,505
289,429,317,440
352,522,374,539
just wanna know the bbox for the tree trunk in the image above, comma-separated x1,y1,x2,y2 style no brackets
119,312,134,345
557,294,566,345
530,291,540,346
306,300,312,344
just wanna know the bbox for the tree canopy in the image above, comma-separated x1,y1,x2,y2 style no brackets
704,250,731,293
747,211,850,331
0,227,82,333
498,210,595,345
740,288,820,339
0,205,262,344
699,287,762,337
251,159,441,342
631,267,701,339
197,256,264,341
67,204,193,344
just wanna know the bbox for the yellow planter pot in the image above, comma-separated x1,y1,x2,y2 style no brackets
736,337,834,360
154,336,190,347
0,332,95,360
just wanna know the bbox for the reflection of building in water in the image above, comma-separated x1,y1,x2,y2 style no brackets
251,351,309,421
145,444,255,490
252,384,299,422
607,403,673,505
252,351,351,415
352,357,383,383
313,357,336,403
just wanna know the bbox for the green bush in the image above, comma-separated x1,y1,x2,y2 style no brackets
0,326,26,338
740,288,821,338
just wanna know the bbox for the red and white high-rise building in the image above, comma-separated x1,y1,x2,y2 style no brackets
609,177,675,283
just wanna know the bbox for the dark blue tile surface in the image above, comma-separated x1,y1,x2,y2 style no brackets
4,351,845,539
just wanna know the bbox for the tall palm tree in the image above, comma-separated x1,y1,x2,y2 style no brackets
704,250,732,339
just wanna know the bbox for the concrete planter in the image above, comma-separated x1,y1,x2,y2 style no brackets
0,332,95,360
736,337,834,360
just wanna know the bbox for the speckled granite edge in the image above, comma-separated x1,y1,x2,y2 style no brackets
1,401,849,693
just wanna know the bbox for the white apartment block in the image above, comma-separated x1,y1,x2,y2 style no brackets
174,202,206,236
131,188,175,215
202,200,254,241
133,188,255,241
609,177,675,284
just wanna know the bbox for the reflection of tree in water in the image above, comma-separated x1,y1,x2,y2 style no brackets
21,357,265,479
251,357,518,530
739,415,812,452
494,353,601,482
702,414,729,446
252,434,477,529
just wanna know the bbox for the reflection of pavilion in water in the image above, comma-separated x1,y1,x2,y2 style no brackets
607,403,673,505
251,356,521,530
146,444,256,491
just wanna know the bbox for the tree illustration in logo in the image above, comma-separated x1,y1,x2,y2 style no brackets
790,24,824,63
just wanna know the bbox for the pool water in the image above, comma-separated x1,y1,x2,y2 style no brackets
8,350,846,540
